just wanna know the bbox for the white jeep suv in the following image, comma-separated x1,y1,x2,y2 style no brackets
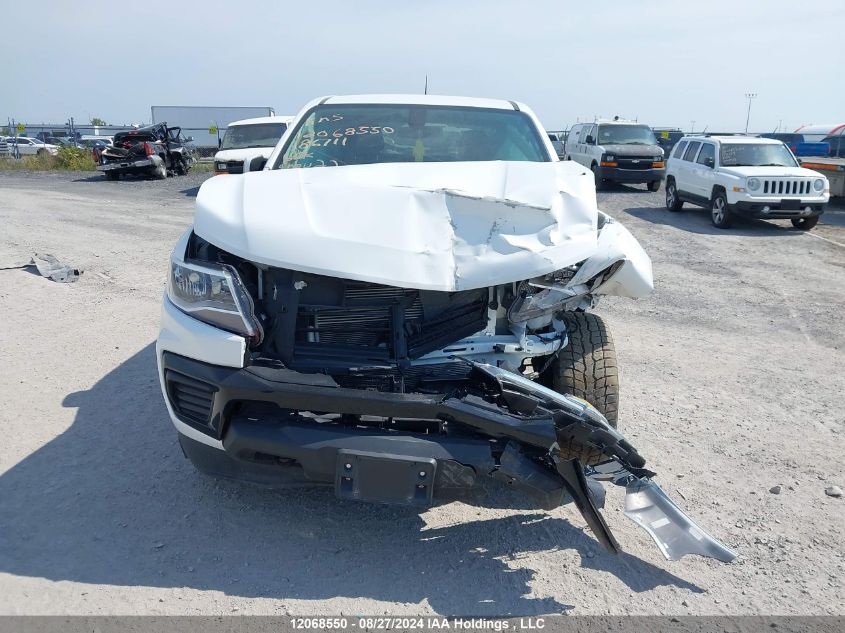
665,135,829,230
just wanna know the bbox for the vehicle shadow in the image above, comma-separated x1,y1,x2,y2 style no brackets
622,205,811,237
0,344,703,615
180,185,200,198
597,182,653,194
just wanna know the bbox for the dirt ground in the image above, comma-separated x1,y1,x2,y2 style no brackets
0,171,842,617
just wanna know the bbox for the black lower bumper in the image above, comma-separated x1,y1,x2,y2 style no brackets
597,166,664,184
163,352,568,508
732,200,825,219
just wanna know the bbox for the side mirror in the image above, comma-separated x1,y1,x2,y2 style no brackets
585,135,594,145
705,157,715,168
250,156,268,172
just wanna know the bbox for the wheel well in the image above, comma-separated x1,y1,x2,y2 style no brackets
711,185,726,199
666,175,675,184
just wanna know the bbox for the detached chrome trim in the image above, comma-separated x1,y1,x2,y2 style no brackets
624,479,737,563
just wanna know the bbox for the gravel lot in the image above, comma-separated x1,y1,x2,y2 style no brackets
0,170,843,617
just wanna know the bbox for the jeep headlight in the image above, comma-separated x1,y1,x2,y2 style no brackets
167,255,263,344
813,178,825,192
746,177,761,192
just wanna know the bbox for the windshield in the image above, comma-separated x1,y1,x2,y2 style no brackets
221,123,287,150
276,104,549,169
596,124,657,145
720,143,798,167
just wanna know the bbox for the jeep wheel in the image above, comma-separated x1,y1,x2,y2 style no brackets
710,191,733,228
791,216,819,230
665,179,683,211
546,312,619,429
591,164,604,191
647,179,661,192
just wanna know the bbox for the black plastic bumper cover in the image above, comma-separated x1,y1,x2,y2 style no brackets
162,352,567,508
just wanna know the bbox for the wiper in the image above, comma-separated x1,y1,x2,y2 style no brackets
759,163,789,167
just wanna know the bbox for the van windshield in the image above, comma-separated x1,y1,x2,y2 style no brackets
597,125,657,145
221,123,288,150
276,104,549,169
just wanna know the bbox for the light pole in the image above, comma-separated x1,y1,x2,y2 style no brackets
744,92,757,133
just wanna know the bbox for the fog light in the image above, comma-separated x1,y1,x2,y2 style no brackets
761,206,770,214
803,206,812,215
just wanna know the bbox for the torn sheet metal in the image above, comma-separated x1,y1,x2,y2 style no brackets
624,478,737,562
193,160,599,292
31,254,83,282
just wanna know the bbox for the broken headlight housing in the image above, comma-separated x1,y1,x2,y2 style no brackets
167,254,263,344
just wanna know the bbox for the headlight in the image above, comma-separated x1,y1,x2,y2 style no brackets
167,255,263,344
746,177,760,191
813,178,825,192
604,155,615,161
215,162,227,172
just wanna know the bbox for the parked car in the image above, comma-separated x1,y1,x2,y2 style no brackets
665,135,829,229
213,115,293,175
653,128,684,157
566,120,664,191
7,137,59,156
546,131,566,159
156,94,735,564
96,123,194,180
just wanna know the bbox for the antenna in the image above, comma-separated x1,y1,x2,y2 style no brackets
424,75,428,95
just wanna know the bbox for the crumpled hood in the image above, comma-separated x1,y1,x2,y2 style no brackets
194,161,599,292
599,144,663,157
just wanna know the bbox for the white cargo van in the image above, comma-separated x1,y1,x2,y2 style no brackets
566,120,664,191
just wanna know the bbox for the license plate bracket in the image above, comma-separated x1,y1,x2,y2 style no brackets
780,199,801,210
335,450,436,506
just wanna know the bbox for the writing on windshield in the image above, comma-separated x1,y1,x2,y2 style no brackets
277,104,549,169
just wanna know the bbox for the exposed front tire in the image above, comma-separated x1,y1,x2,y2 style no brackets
647,179,661,192
791,216,819,230
710,190,733,228
547,312,619,429
665,178,683,211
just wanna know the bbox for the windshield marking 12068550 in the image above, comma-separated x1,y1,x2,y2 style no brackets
276,104,550,169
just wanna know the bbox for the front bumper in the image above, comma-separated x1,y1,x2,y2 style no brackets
597,166,665,184
162,351,563,506
731,199,826,219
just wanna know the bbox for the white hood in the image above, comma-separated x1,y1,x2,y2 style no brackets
193,161,600,292
720,165,822,178
213,147,275,163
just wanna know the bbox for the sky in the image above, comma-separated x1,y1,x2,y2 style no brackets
2,0,843,133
